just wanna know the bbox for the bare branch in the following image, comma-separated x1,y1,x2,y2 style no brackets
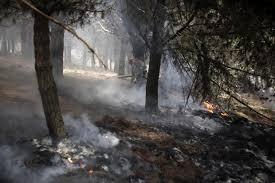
209,59,275,80
211,79,275,124
163,9,198,45
18,0,108,69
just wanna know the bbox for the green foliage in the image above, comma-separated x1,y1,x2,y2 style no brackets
0,0,106,25
167,0,275,103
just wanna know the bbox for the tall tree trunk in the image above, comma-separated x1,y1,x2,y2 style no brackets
21,22,34,59
33,12,66,139
21,23,28,58
7,38,11,55
82,47,87,68
118,39,126,75
145,0,165,113
91,34,97,68
50,22,64,79
1,29,8,56
114,39,120,73
91,52,95,68
145,47,162,113
65,42,72,65
0,32,2,56
28,28,34,59
11,38,15,55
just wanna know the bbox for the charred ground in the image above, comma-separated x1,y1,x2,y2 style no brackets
0,57,274,183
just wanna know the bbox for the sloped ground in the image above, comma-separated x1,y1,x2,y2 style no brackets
0,57,274,183
234,93,275,126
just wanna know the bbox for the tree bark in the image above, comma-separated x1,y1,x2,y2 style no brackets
50,22,64,79
145,0,166,113
145,47,162,113
33,12,66,139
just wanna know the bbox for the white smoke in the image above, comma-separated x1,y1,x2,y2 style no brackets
0,145,65,183
64,114,119,148
0,114,120,183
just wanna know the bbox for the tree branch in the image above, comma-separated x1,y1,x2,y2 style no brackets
18,0,108,69
210,59,275,80
163,9,197,45
211,79,275,124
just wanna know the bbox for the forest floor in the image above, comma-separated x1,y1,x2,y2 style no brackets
0,56,275,183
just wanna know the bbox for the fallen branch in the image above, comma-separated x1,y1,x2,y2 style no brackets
18,0,108,69
117,75,132,78
211,79,275,124
174,46,275,123
97,22,113,34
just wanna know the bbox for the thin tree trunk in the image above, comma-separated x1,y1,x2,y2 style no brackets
114,39,120,73
11,38,15,55
7,38,11,55
66,43,72,65
50,22,64,79
21,23,28,58
82,47,87,68
91,34,97,68
21,22,34,59
0,32,2,56
91,52,95,68
145,0,165,113
1,29,8,56
33,12,66,139
118,39,126,75
28,29,34,59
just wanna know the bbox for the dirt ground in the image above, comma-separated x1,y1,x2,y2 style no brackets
0,56,274,183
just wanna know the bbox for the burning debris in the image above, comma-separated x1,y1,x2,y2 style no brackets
203,101,228,117
0,111,274,182
203,101,216,113
25,115,124,179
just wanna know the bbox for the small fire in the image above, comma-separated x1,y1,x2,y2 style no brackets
203,101,229,117
221,112,229,117
67,157,85,168
67,157,74,164
88,168,93,176
203,101,216,113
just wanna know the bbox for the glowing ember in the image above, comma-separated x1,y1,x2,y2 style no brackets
88,168,93,176
79,161,85,169
203,101,216,113
203,101,229,117
68,157,73,164
221,112,229,117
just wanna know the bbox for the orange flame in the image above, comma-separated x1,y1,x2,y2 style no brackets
88,168,93,176
221,112,229,117
203,101,229,117
203,101,216,113
67,157,73,164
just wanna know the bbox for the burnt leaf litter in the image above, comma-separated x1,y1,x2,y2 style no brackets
16,111,275,183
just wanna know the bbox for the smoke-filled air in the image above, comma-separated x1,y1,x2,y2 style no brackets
0,0,275,182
